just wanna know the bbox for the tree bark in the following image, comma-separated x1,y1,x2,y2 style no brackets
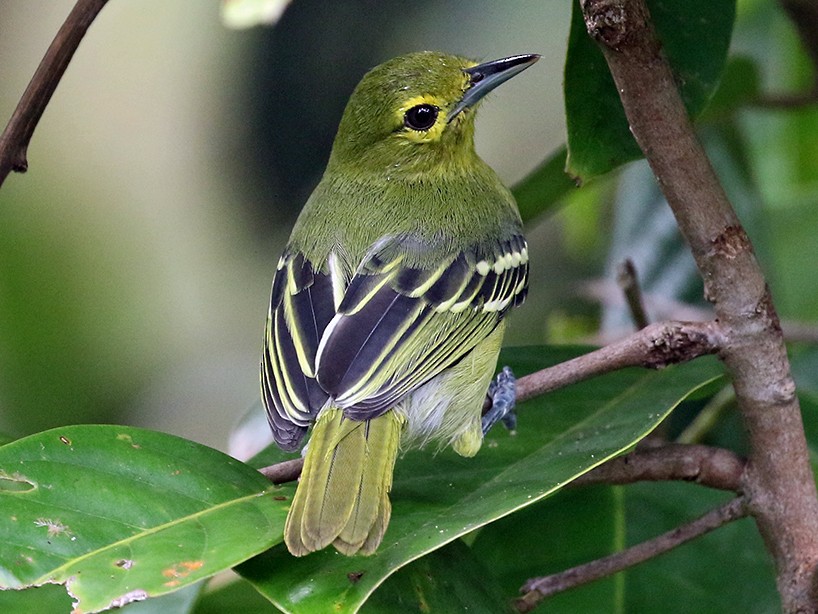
579,0,818,609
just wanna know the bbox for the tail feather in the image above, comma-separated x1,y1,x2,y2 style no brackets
302,416,367,548
284,407,403,556
358,491,391,555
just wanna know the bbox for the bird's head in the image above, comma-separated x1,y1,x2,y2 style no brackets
327,51,539,177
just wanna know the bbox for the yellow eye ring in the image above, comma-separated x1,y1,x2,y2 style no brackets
397,95,446,143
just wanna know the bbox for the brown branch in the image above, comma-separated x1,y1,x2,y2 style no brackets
0,0,110,189
516,319,723,403
515,497,748,612
573,444,745,492
259,457,303,485
752,91,818,110
580,0,818,609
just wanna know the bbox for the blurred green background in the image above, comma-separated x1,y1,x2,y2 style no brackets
0,1,569,448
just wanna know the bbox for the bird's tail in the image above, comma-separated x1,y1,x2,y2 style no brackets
284,407,404,556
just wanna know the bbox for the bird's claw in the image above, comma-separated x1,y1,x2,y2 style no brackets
482,366,517,435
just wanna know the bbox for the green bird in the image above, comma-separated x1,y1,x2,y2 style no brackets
261,51,537,557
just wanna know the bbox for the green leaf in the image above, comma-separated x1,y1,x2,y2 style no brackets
0,425,288,613
119,583,201,614
622,483,776,612
239,347,723,613
564,0,736,181
0,584,73,614
192,576,280,614
471,485,623,613
512,146,577,224
361,540,511,613
699,56,761,121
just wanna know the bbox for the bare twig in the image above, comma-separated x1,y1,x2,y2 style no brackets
782,320,818,344
515,497,748,612
580,0,818,608
753,92,818,110
573,444,745,492
515,319,723,403
0,0,110,189
616,259,650,329
258,457,303,484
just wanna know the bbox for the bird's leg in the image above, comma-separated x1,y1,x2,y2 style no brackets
481,366,517,435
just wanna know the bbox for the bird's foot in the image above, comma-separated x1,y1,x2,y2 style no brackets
482,366,517,435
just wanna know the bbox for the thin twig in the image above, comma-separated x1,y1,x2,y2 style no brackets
782,320,818,344
580,0,818,608
515,319,723,403
616,259,650,329
514,497,748,613
752,91,818,110
573,444,745,492
259,458,303,485
0,0,110,188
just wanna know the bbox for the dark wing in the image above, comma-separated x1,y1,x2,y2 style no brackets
261,251,338,451
314,233,528,420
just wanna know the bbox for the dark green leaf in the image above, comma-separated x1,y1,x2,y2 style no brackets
512,146,577,224
0,584,73,614
361,540,511,613
564,0,736,181
239,347,723,613
623,483,776,612
0,425,288,613
699,56,761,121
192,577,280,614
471,485,622,613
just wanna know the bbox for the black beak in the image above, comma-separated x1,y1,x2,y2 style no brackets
448,54,540,121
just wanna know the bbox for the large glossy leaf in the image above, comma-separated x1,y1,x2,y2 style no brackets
361,539,511,613
470,485,623,613
0,425,288,613
564,0,736,181
239,347,723,613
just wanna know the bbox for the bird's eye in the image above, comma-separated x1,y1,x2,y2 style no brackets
403,104,439,131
